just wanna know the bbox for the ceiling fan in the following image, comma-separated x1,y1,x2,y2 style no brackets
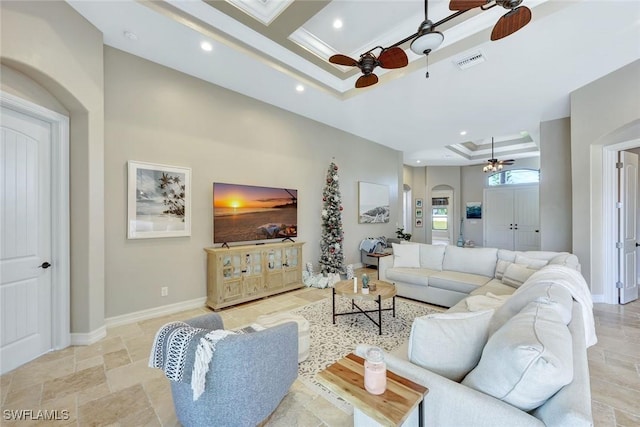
329,0,533,88
483,137,515,172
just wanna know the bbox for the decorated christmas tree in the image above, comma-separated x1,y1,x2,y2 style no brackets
319,162,345,274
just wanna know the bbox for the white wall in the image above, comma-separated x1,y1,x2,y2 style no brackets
104,47,402,317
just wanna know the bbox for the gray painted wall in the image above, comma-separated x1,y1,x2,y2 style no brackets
540,118,572,251
104,47,402,317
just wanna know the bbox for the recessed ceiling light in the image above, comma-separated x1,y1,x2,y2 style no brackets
333,19,343,29
520,130,529,136
296,84,305,92
123,31,138,41
200,41,213,52
416,160,421,164
460,131,467,136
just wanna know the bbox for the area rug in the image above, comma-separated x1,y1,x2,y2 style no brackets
291,296,442,412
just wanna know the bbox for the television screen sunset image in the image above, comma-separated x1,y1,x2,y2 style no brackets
213,183,297,243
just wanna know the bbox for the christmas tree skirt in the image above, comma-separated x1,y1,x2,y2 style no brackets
291,296,443,413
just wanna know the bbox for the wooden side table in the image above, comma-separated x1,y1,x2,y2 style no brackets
317,353,428,427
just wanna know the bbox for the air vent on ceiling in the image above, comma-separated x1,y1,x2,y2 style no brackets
454,52,486,70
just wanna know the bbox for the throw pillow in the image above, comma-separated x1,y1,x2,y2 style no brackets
495,259,511,280
407,309,494,382
392,243,421,268
515,254,548,270
501,263,537,288
462,301,574,411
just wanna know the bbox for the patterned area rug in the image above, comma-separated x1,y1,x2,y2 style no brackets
291,296,442,412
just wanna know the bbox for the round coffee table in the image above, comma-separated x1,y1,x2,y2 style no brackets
332,279,397,335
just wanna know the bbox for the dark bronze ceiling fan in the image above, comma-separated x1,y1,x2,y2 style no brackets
329,0,533,88
483,137,515,172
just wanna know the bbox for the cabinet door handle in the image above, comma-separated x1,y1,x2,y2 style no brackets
38,262,52,269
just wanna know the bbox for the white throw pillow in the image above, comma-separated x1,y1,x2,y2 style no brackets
501,263,537,288
515,254,548,270
407,309,494,382
392,243,421,268
462,301,574,411
495,259,511,280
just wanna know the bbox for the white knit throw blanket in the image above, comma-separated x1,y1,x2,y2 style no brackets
149,322,234,401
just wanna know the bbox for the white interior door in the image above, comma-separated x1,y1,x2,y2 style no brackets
484,188,515,250
0,105,53,374
619,151,638,304
514,186,540,251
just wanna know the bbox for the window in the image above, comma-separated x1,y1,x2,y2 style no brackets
432,207,448,230
488,169,540,186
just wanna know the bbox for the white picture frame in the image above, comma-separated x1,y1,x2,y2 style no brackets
127,161,192,239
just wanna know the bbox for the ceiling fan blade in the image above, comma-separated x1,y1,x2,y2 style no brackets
355,74,379,88
491,6,532,41
378,47,408,69
329,54,359,67
449,0,488,11
500,160,515,164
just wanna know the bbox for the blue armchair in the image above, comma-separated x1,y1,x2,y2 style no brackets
169,312,298,427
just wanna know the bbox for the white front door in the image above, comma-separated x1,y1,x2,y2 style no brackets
0,105,53,374
619,151,638,304
514,186,540,252
484,188,515,250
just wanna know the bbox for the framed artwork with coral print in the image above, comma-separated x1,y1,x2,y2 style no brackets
127,161,192,239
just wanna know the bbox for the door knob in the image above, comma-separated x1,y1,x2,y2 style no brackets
38,262,52,269
636,242,640,247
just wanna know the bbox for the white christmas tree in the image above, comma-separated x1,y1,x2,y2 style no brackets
319,162,345,274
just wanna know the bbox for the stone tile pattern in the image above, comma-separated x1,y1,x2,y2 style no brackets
1,267,638,426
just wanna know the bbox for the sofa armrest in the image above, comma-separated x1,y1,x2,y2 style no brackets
355,344,544,427
378,254,394,281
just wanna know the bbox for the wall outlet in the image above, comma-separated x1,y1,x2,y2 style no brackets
161,287,168,297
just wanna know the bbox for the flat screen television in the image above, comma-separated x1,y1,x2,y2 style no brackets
213,182,297,244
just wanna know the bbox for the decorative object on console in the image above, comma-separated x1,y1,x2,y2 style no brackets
319,162,345,274
358,182,390,223
212,182,297,244
329,0,533,87
396,227,412,241
457,218,464,247
127,161,191,239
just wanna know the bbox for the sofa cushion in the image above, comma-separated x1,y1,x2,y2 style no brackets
489,283,574,336
469,279,516,297
497,249,518,263
385,268,434,286
515,254,548,269
495,259,511,279
548,253,580,270
462,301,574,411
419,244,445,271
443,246,498,278
501,263,537,289
408,309,494,382
392,243,421,268
428,271,492,294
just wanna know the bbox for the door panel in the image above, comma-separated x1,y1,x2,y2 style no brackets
0,106,52,374
514,186,540,251
484,189,515,250
620,151,638,304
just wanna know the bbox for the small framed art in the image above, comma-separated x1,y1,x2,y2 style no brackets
415,198,423,208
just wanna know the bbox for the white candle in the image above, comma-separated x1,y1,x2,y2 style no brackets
353,277,357,293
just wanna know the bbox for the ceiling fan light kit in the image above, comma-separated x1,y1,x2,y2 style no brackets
329,0,533,88
483,137,515,173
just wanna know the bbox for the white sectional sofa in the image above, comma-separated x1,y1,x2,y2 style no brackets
357,244,595,426
378,243,580,307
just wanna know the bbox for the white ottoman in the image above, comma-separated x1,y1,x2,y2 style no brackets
255,312,310,363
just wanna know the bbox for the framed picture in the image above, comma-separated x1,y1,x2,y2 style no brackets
415,198,423,208
415,218,423,228
466,202,482,219
415,208,423,218
358,182,390,223
127,161,192,239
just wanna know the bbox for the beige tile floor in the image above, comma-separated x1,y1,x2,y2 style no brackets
1,269,639,426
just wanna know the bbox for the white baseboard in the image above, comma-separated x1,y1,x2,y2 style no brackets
591,294,606,304
105,297,207,329
70,325,107,346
